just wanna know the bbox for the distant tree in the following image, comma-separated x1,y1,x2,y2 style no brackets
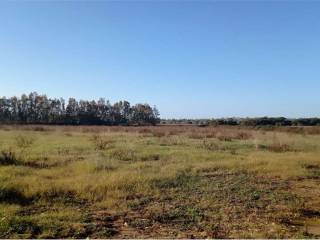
131,104,160,125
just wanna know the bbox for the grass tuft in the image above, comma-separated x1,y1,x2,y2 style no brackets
0,150,19,166
91,135,113,151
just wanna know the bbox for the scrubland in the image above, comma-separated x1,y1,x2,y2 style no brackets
0,125,320,238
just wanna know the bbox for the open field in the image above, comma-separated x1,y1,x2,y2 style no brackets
0,125,320,238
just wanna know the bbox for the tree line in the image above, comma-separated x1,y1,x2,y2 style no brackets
0,92,160,125
210,117,320,126
162,117,320,127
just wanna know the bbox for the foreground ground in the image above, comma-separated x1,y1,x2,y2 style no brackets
0,125,320,238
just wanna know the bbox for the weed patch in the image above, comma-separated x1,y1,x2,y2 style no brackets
91,135,113,151
7,217,41,238
0,150,19,166
35,187,84,206
15,135,35,150
109,148,136,161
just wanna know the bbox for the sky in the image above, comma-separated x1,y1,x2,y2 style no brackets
0,1,319,119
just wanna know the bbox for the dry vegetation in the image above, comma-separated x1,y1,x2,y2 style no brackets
0,125,320,238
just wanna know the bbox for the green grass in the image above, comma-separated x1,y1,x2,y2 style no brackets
0,125,320,238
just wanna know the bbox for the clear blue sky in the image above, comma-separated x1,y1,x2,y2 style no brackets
0,1,319,118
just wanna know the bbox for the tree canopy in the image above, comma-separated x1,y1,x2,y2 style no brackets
0,92,160,125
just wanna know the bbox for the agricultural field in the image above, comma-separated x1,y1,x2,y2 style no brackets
0,125,320,238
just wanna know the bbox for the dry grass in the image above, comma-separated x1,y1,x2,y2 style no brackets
0,125,319,238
